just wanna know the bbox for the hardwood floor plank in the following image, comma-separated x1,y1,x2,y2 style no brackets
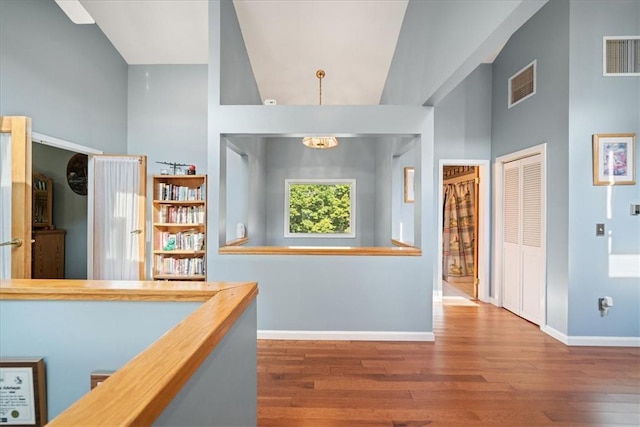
257,301,640,426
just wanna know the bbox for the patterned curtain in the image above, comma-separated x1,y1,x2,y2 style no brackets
442,181,475,278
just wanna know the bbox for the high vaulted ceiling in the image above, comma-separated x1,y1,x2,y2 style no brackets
76,0,408,105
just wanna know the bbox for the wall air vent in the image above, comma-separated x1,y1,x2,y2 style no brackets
603,36,640,76
508,60,536,108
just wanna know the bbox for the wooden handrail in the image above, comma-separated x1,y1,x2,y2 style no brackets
37,281,258,426
219,245,421,256
0,280,258,424
0,279,251,302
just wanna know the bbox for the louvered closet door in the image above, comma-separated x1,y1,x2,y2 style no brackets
519,155,543,324
502,154,543,325
502,161,521,315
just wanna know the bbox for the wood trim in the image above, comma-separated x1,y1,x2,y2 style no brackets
46,282,258,426
0,116,32,278
219,245,421,256
138,156,147,280
225,237,249,246
0,279,252,301
390,239,414,248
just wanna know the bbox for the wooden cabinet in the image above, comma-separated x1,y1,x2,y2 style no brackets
32,229,66,278
152,175,207,280
33,172,53,228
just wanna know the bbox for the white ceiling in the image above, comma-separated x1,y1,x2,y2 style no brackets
76,0,408,105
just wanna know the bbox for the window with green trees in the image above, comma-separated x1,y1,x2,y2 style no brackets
285,179,356,237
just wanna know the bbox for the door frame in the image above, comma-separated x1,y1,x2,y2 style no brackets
436,159,490,302
0,116,32,278
492,143,547,326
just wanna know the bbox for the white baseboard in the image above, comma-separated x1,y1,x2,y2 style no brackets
541,325,640,347
540,325,569,344
257,330,435,342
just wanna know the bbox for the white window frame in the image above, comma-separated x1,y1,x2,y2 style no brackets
284,178,356,238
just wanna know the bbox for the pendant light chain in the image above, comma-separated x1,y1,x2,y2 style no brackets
316,69,325,106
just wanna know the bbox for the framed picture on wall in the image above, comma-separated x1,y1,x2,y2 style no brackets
404,167,415,203
592,133,636,185
0,358,47,426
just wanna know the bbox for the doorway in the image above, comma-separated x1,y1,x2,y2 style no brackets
442,165,478,298
435,159,490,302
31,131,102,279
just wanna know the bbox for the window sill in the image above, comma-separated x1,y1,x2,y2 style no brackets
218,245,421,256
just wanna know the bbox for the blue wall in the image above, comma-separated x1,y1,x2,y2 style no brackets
154,301,257,427
226,146,249,241
0,0,127,153
128,65,208,175
491,0,571,334
567,0,640,337
0,300,199,419
265,138,377,247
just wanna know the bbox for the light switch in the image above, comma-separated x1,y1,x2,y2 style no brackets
596,223,605,236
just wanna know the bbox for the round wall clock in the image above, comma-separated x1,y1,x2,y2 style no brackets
67,153,88,195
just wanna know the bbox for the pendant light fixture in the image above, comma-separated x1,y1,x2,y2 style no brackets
302,70,339,149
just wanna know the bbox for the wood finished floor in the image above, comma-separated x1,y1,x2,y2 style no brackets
258,299,640,426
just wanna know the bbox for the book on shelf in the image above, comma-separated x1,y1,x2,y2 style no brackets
155,255,205,276
156,183,206,201
158,205,205,224
159,231,205,251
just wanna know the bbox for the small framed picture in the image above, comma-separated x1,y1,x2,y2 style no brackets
592,133,636,186
404,167,415,203
0,358,47,426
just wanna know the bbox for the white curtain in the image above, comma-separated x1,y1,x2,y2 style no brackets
0,134,11,278
93,156,141,280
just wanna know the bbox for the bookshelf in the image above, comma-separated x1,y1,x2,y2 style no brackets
152,175,207,281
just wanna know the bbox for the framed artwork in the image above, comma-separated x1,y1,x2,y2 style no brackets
592,133,636,185
404,167,415,203
0,358,47,426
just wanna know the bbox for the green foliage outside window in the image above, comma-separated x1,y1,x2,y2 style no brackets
288,183,352,234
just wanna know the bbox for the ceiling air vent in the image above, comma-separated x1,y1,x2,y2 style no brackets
508,60,536,108
603,36,640,76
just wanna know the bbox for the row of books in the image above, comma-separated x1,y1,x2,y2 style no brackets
156,183,206,201
155,256,205,276
157,205,205,224
158,231,205,251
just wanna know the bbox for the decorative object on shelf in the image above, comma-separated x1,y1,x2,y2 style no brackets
156,161,191,175
302,69,339,149
66,153,88,195
592,133,636,186
187,165,196,175
152,175,207,281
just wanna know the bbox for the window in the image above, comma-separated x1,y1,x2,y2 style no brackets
285,179,356,238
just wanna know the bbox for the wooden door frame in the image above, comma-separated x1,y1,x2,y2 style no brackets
492,143,547,326
0,116,32,278
436,159,490,302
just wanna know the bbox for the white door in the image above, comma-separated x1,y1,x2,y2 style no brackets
88,155,147,280
502,154,544,324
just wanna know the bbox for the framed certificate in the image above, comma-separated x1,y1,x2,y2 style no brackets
0,359,47,427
